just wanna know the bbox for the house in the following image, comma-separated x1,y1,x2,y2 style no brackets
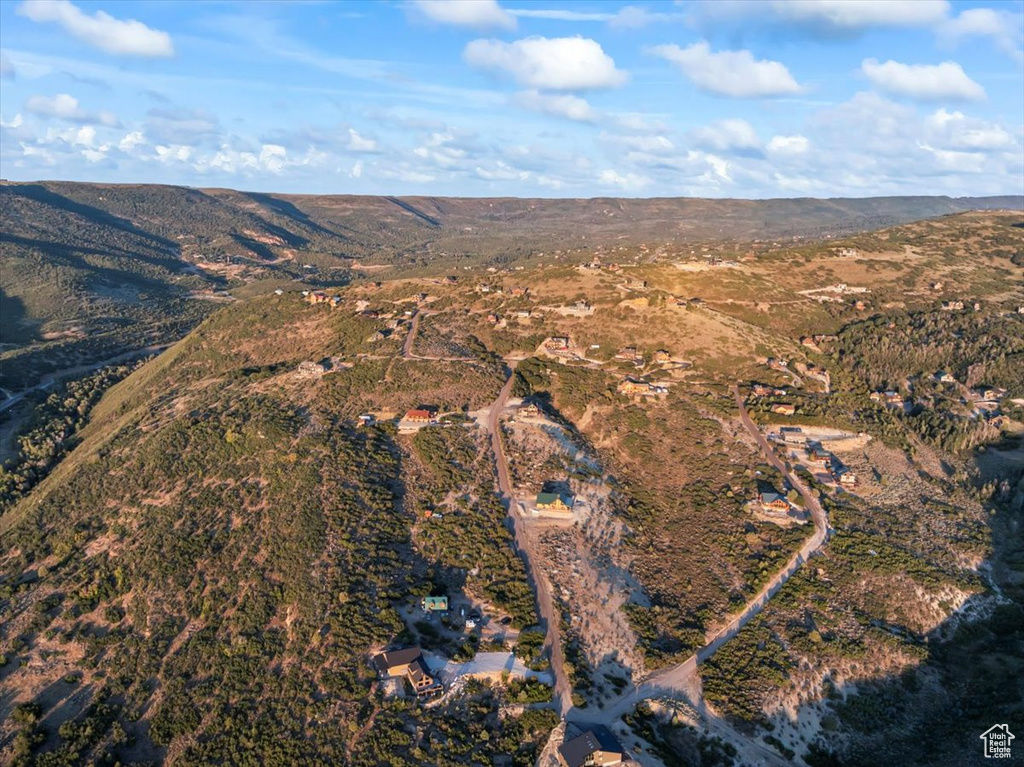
758,492,791,514
808,447,831,465
941,300,964,311
558,725,628,767
615,346,640,361
519,403,541,418
617,378,650,395
767,357,789,371
372,647,440,698
976,386,1008,401
357,414,376,427
935,371,957,384
516,310,531,319
510,287,529,298
546,336,572,350
421,596,449,612
837,470,857,486
404,408,436,423
307,291,329,304
771,403,796,416
536,492,573,514
373,647,424,678
652,350,671,364
871,390,904,407
800,336,818,348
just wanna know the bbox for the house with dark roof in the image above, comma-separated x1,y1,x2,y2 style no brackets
758,492,791,514
373,647,425,677
372,647,441,698
558,724,627,767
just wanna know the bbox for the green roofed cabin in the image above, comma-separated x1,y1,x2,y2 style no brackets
421,596,448,612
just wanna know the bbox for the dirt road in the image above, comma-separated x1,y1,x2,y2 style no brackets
0,344,169,414
574,387,832,765
486,364,573,717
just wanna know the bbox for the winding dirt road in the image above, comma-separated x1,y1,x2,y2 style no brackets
402,310,473,362
571,386,832,765
485,365,573,717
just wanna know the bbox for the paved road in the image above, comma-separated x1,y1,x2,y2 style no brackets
486,364,573,718
0,344,169,414
569,386,833,765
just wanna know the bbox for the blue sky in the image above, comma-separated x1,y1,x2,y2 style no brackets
1,0,1022,198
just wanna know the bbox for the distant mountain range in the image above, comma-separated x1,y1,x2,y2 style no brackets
2,179,1021,390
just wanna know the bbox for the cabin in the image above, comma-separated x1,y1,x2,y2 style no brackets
421,596,449,613
372,647,440,698
652,350,670,364
307,291,329,304
615,346,641,361
357,414,376,427
536,492,573,514
373,647,424,678
404,409,435,423
618,378,650,395
558,725,628,767
771,404,796,416
758,492,791,514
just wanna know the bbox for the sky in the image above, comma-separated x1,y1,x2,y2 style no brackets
0,0,1022,199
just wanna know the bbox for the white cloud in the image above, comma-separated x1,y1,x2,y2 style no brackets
612,113,669,134
938,8,1024,63
598,169,651,191
118,130,144,153
515,90,597,122
768,0,949,30
25,93,119,126
1,113,24,129
862,58,985,101
258,144,287,174
648,42,801,98
346,128,377,152
410,0,516,31
464,36,627,91
767,134,810,155
608,5,686,29
925,109,1013,150
350,160,363,178
601,132,675,154
17,0,174,57
507,8,611,22
0,53,15,79
690,118,761,151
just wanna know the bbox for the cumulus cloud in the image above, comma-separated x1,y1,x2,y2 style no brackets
464,36,627,91
17,0,174,57
25,93,119,126
938,8,1024,63
648,42,801,98
409,0,515,31
767,134,810,155
690,118,761,151
767,0,949,31
862,58,985,101
598,169,651,192
925,109,1013,150
346,128,378,152
515,90,597,122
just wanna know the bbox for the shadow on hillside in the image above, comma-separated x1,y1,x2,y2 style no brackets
701,456,1024,767
0,289,36,345
4,184,178,253
385,197,442,228
243,192,354,243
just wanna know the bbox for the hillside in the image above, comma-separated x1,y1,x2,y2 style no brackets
0,206,1022,766
2,180,1021,392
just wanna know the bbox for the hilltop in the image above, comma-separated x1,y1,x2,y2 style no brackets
0,204,1022,766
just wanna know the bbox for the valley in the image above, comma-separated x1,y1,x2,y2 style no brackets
1,193,1022,767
